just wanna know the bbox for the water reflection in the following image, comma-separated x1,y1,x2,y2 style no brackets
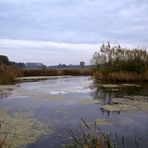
89,81,148,116
90,86,117,105
90,82,146,104
90,83,121,106
100,107,120,117
0,88,13,99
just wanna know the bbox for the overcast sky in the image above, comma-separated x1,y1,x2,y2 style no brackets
0,0,148,65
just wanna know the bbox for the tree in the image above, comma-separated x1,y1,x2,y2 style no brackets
0,55,10,65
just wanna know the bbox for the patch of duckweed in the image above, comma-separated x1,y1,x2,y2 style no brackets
101,96,148,112
101,84,121,88
79,99,99,104
0,110,53,148
95,119,112,126
121,84,141,87
101,104,128,112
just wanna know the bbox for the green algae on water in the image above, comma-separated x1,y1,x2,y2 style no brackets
101,96,148,112
95,119,112,126
0,111,53,148
79,99,99,104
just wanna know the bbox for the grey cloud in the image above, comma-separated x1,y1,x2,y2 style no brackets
0,39,98,65
0,0,148,50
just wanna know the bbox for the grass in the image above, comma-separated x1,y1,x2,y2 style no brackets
0,64,23,85
65,119,143,148
93,70,148,82
61,68,93,76
23,68,93,77
65,119,114,148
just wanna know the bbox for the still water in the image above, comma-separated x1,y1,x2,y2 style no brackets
0,76,147,148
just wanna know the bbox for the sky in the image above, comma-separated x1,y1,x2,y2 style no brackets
0,0,148,65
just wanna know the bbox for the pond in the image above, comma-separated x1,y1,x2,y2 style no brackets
0,76,147,148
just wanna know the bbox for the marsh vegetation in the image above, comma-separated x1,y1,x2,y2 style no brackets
92,42,148,82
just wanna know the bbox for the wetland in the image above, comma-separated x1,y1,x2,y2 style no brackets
0,76,147,148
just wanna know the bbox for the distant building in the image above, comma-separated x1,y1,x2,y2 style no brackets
25,63,45,69
80,61,85,67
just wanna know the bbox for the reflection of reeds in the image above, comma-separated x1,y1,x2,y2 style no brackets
65,119,143,148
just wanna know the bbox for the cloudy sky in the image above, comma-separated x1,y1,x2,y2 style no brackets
0,0,148,65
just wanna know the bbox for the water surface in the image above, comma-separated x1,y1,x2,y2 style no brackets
0,76,147,148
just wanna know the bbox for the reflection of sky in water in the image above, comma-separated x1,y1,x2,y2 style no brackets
20,76,92,95
0,88,13,99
